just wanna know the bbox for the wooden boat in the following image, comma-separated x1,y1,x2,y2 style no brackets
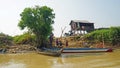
62,48,113,53
37,47,62,56
38,47,113,56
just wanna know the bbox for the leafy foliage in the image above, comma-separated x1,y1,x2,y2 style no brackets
109,27,120,45
13,32,35,45
18,6,55,48
85,27,120,46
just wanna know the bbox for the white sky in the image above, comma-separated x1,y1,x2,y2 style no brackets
0,0,120,37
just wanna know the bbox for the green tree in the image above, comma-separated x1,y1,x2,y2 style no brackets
18,6,55,48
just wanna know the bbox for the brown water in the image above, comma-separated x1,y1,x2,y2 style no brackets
0,49,120,68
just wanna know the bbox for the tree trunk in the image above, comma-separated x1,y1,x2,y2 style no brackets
36,35,46,49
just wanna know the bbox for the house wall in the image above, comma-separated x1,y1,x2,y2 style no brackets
79,23,94,32
70,21,94,34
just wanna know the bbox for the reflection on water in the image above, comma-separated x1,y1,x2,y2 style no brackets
0,49,120,68
0,62,25,68
61,53,103,58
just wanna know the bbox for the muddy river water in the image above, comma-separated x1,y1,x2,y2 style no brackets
0,49,120,68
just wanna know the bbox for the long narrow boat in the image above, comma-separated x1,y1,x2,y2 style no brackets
37,47,62,56
62,48,113,53
38,47,113,56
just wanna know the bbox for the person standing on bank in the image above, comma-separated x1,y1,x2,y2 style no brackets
65,40,68,47
56,38,59,46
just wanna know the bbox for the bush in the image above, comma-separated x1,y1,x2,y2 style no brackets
13,32,35,45
109,27,120,45
84,26,120,46
0,33,13,46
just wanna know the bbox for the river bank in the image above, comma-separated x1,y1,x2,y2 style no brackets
0,44,120,54
0,35,120,54
0,45,36,54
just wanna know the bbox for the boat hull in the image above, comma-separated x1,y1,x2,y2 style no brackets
38,51,61,56
37,47,62,56
62,48,113,53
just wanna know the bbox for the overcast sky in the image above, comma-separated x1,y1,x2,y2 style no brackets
0,0,120,37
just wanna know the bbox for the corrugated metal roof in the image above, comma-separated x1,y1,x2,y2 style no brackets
71,20,91,23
